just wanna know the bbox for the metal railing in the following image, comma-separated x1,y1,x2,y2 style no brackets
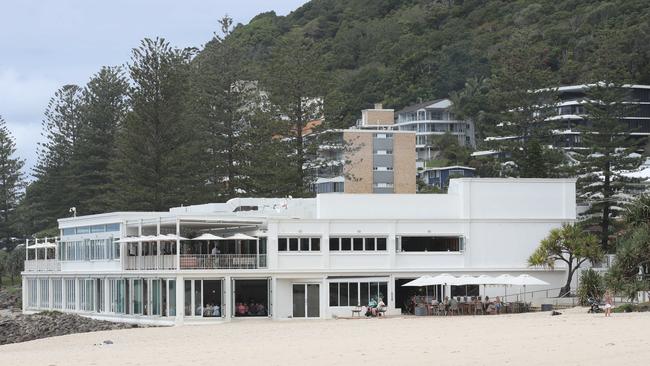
125,255,176,270
180,254,263,269
24,259,61,272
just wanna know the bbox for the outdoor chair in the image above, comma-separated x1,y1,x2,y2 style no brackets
351,307,362,317
437,302,446,316
449,302,459,316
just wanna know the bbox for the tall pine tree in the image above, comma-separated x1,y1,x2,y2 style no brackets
23,85,83,233
112,38,200,211
70,67,128,214
189,16,259,201
262,32,325,196
0,116,25,243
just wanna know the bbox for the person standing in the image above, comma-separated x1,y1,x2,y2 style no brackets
604,290,614,317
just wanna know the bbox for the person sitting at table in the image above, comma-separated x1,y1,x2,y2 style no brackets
367,297,378,316
495,296,502,314
212,304,220,317
376,298,386,316
236,302,246,316
203,304,212,317
448,296,459,316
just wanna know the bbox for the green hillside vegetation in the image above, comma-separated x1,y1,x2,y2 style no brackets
227,0,650,124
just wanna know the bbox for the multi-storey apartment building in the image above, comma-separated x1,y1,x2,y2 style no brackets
23,178,575,324
312,129,416,194
548,84,650,148
394,99,476,165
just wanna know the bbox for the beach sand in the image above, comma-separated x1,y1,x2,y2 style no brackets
1,308,649,366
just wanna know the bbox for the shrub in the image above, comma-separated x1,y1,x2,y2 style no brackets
577,269,605,306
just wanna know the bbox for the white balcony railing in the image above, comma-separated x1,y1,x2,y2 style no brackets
125,255,176,270
180,254,264,269
24,259,61,272
124,254,267,270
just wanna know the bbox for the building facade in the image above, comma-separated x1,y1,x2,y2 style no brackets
23,178,575,324
312,129,416,194
394,99,476,166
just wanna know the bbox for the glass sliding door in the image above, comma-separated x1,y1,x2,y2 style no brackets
292,284,306,318
133,279,143,314
169,280,176,316
184,280,192,316
293,284,320,318
152,279,161,316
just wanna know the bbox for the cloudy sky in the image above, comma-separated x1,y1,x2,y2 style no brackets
0,0,307,174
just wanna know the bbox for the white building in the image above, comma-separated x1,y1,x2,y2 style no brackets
22,178,575,324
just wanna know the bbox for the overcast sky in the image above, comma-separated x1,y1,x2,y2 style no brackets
0,0,307,174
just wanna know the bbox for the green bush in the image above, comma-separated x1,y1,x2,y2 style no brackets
577,269,605,306
613,303,635,313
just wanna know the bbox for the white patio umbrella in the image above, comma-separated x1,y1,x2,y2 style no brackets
429,273,461,286
401,275,437,299
510,275,549,302
495,274,517,300
162,233,188,241
190,233,225,241
227,233,256,240
401,275,436,287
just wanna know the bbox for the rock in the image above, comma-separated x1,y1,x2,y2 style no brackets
0,311,144,346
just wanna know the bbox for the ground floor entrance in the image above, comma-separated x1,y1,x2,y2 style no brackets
292,284,320,318
233,278,270,317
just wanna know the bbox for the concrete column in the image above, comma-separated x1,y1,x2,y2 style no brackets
322,221,330,269
22,277,27,312
62,278,67,311
224,276,232,321
321,276,328,319
75,278,80,311
104,278,110,313
388,275,396,310
270,276,277,320
48,277,53,309
175,219,181,271
175,275,184,325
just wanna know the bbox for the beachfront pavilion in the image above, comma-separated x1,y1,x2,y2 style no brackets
22,179,577,324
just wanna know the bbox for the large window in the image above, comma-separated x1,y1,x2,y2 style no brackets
329,237,387,252
39,279,49,309
27,278,37,309
62,223,120,236
329,281,387,307
399,236,464,252
59,238,119,261
278,237,321,252
52,278,63,309
79,279,95,312
65,278,76,310
109,279,126,314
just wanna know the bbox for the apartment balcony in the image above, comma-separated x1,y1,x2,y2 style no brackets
125,255,176,270
24,259,61,272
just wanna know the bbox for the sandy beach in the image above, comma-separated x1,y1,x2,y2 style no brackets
1,308,649,366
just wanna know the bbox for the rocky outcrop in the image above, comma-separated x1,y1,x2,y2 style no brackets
0,311,139,345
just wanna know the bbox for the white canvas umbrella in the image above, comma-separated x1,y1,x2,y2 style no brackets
190,233,225,241
510,275,549,302
227,233,256,240
495,274,517,300
402,275,436,287
429,273,461,286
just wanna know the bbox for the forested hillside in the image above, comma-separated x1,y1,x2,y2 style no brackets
4,0,650,238
229,0,650,124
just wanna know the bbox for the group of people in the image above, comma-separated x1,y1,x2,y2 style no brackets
411,295,506,315
201,304,221,317
235,301,267,316
364,297,386,317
